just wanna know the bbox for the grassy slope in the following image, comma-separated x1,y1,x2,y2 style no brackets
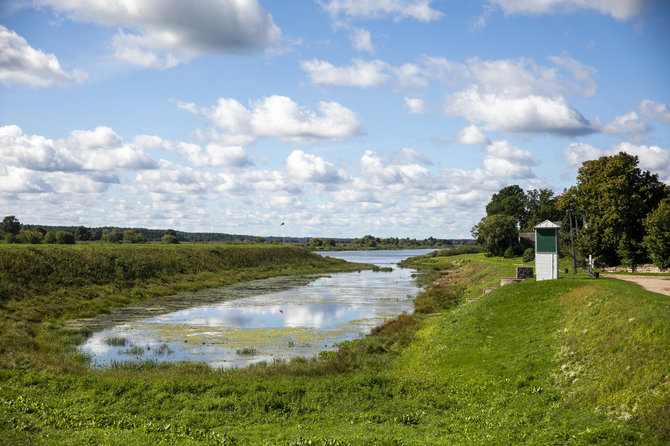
1,252,669,444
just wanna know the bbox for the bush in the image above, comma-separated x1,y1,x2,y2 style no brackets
503,246,515,258
523,248,535,263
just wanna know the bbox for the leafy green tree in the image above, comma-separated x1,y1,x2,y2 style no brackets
486,185,527,229
643,198,670,269
122,229,147,244
43,232,56,244
75,226,91,242
104,228,122,243
54,231,75,244
561,152,669,266
523,188,562,231
162,229,179,244
471,214,518,257
1,216,21,241
19,229,43,244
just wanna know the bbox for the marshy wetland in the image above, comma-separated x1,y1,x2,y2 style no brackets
80,249,431,368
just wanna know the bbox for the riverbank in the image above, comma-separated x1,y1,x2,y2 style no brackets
0,244,372,371
1,250,669,444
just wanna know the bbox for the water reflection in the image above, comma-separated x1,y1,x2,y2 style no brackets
81,249,434,368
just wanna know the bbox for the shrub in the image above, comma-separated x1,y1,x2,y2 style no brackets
503,246,515,258
523,248,535,263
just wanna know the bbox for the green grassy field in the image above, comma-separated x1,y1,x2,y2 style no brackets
1,248,668,445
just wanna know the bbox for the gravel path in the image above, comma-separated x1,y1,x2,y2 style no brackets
602,274,670,296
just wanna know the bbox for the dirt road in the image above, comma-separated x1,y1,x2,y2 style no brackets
602,274,670,296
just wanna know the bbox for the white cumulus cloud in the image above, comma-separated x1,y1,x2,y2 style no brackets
184,95,362,145
564,141,670,182
0,25,87,87
600,111,648,134
403,97,426,114
639,99,670,123
486,0,647,21
286,150,349,184
455,125,490,145
300,59,389,88
445,87,593,135
351,28,374,53
320,0,443,22
37,0,281,68
482,140,538,179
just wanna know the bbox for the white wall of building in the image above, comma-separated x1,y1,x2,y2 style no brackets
536,252,559,281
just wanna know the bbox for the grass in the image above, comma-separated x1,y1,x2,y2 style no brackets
1,250,669,444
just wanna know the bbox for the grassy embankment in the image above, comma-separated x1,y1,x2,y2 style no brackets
1,247,669,445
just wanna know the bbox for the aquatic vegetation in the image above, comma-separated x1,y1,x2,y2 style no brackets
236,347,258,356
105,337,128,347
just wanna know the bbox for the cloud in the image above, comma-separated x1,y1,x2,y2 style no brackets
185,95,362,145
300,59,389,88
302,55,596,136
351,28,374,53
600,111,648,134
563,141,670,182
180,143,251,168
455,125,490,145
613,142,670,182
563,142,601,168
0,25,87,87
639,99,670,123
444,87,593,135
360,150,433,190
403,97,426,114
482,140,538,178
485,0,647,21
286,150,349,184
0,124,158,177
547,52,598,97
320,0,443,22
0,166,51,193
37,0,281,68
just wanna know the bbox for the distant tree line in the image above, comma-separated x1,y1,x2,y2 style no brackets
0,221,258,245
307,235,474,250
472,152,670,269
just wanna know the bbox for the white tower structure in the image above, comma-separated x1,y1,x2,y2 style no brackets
534,220,560,281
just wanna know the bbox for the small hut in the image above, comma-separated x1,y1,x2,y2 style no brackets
534,220,560,281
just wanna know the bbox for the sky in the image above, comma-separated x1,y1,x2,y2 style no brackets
1,0,669,239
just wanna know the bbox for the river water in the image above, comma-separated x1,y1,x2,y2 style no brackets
81,249,433,369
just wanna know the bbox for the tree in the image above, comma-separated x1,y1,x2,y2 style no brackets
523,188,561,231
54,230,75,244
471,214,518,257
561,152,669,267
485,185,527,229
1,216,21,241
75,226,91,242
19,229,43,244
643,198,670,270
162,229,179,244
43,232,56,244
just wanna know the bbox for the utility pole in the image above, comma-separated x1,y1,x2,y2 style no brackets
569,211,577,274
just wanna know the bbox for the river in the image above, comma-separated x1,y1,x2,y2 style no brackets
80,249,433,369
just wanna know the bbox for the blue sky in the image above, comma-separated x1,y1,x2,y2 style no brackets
1,0,669,238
